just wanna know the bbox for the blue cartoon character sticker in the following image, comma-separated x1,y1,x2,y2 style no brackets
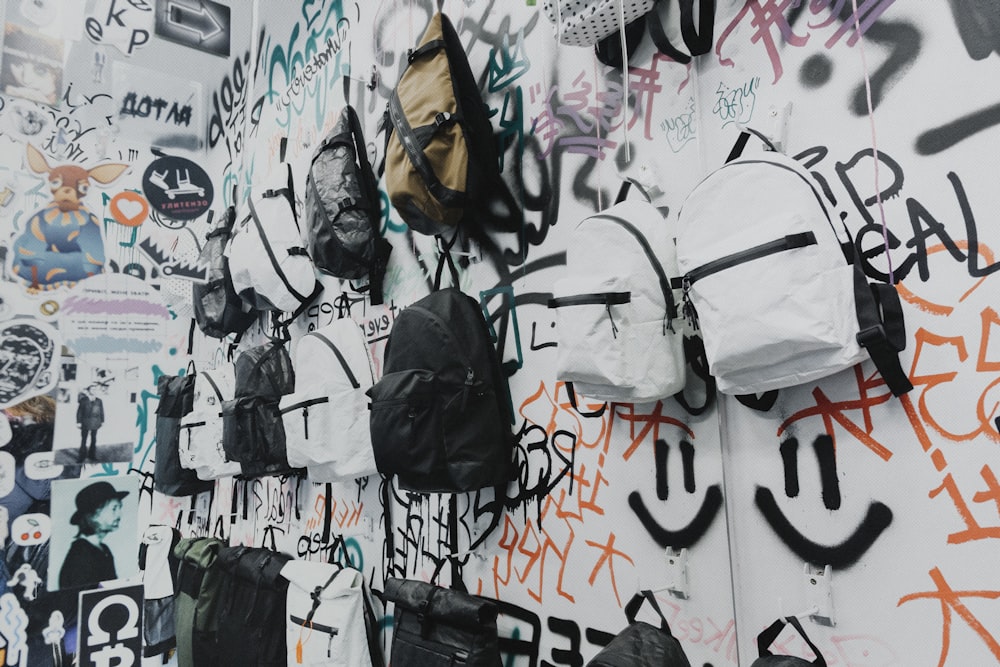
10,145,128,291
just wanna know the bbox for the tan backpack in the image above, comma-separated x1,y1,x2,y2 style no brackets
384,13,504,236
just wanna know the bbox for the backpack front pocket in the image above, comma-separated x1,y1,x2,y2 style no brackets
549,277,633,386
368,369,444,485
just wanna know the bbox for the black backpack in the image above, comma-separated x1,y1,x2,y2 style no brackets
192,206,258,339
221,339,302,479
305,105,392,305
154,372,213,496
585,591,690,667
214,546,292,667
750,616,827,667
367,287,514,493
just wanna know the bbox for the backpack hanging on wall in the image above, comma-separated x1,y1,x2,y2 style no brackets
383,577,502,667
367,287,514,493
280,318,379,482
192,205,258,339
139,526,181,658
594,0,716,68
750,616,827,666
548,182,686,403
675,130,912,396
221,339,302,479
179,365,241,480
214,546,292,667
154,371,213,497
543,0,656,46
305,105,392,305
173,537,227,667
281,560,385,667
585,590,690,666
227,158,323,314
383,12,506,236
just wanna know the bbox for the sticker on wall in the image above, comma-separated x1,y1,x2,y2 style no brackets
0,592,29,666
52,356,138,465
48,476,140,591
11,512,51,546
141,154,213,220
107,190,150,228
8,145,129,292
85,0,153,56
154,0,231,57
59,273,170,361
0,317,60,410
0,450,15,497
0,22,64,107
24,451,64,480
112,61,204,151
77,584,144,667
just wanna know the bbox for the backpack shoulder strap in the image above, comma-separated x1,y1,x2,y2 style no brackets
309,331,361,389
756,616,827,666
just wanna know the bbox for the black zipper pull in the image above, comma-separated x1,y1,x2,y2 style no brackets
303,406,309,440
606,303,620,339
681,276,699,330
461,368,474,412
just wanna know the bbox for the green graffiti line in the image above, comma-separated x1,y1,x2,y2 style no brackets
265,1,350,130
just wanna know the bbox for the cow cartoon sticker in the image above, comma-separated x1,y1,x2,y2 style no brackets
9,145,128,291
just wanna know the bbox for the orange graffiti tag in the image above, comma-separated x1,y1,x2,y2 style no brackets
898,567,1000,667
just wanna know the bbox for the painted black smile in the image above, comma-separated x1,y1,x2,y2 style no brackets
628,484,724,550
754,486,893,569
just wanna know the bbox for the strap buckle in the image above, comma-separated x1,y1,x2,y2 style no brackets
856,324,886,348
338,197,355,212
434,112,452,126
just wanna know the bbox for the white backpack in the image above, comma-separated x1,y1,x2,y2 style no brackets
280,319,378,482
281,561,383,667
675,131,911,396
179,366,241,480
227,162,321,313
548,191,686,402
543,0,655,46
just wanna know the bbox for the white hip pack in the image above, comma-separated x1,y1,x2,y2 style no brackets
227,162,321,313
281,319,378,482
281,561,383,667
179,366,241,480
543,0,656,46
676,132,911,396
548,192,686,402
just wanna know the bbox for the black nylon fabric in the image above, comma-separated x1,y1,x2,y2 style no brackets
192,206,257,338
587,621,691,667
384,578,502,667
214,546,291,667
154,374,213,496
306,106,380,280
367,288,514,493
221,341,301,479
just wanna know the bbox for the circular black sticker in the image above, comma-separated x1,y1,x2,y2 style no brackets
142,155,214,220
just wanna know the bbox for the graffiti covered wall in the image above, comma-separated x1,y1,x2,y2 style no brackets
0,0,998,665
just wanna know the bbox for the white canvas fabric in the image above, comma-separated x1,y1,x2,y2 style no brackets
550,198,686,402
676,150,867,394
281,561,380,667
179,366,241,480
281,319,377,482
227,162,319,313
543,0,655,46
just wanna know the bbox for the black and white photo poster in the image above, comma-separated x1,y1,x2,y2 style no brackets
48,476,139,591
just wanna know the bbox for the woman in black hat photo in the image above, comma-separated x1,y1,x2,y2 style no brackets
57,481,129,589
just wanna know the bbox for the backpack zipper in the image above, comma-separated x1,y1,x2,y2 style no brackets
280,397,330,439
682,232,818,328
587,214,678,334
